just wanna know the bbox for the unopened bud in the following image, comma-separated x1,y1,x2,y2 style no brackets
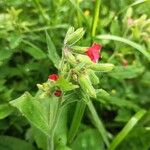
76,54,93,65
90,63,114,72
96,89,110,98
78,74,96,98
88,69,99,85
64,28,85,46
65,50,77,64
37,84,44,90
71,46,88,53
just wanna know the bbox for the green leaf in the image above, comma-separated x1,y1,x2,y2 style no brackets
68,99,86,144
56,77,79,91
96,93,140,111
30,127,47,150
0,104,14,120
0,136,36,150
108,109,146,150
109,65,144,80
96,34,150,61
117,127,150,150
22,40,46,59
71,129,104,150
9,92,49,136
87,101,110,147
0,50,12,61
46,31,60,68
8,33,22,49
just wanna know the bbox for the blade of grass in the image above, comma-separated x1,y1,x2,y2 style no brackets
91,0,101,38
45,31,60,68
108,109,146,150
67,100,86,144
76,0,82,26
87,101,110,147
96,34,150,61
117,0,148,15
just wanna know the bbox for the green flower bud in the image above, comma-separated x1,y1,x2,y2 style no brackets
78,74,96,98
64,28,85,46
65,50,77,64
37,84,44,90
96,89,110,98
89,63,114,72
76,54,93,65
88,69,99,85
65,26,75,40
71,46,88,53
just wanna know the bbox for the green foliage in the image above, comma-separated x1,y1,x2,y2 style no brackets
71,129,104,150
0,104,14,120
10,92,49,136
0,0,149,150
0,136,36,150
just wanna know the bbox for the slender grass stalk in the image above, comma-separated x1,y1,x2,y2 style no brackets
76,0,82,26
108,109,146,150
68,100,86,144
87,101,110,147
91,0,101,38
96,34,150,61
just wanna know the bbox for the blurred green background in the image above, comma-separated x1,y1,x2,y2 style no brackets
0,0,150,150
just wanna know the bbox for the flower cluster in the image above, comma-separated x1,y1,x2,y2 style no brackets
48,74,62,97
47,42,102,97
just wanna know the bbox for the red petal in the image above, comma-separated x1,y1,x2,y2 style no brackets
86,43,102,63
54,90,62,97
48,74,59,81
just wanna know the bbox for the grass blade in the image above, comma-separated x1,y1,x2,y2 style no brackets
96,34,150,61
91,0,101,38
108,109,146,150
87,101,110,147
68,100,86,144
45,31,60,68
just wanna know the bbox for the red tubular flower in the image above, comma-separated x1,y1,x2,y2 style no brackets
54,90,62,97
86,43,102,63
48,74,59,81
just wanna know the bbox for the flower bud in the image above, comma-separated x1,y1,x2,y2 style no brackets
96,89,110,98
37,84,44,90
65,26,75,41
65,50,77,64
89,63,114,72
78,74,96,98
76,54,93,65
71,46,88,53
88,69,99,85
64,28,85,46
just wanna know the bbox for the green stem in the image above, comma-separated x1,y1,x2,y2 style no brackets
91,0,101,38
76,0,82,26
108,109,146,150
68,100,86,144
47,99,62,150
87,101,109,147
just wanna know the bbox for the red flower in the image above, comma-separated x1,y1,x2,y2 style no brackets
54,90,62,97
86,43,102,63
48,74,59,81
